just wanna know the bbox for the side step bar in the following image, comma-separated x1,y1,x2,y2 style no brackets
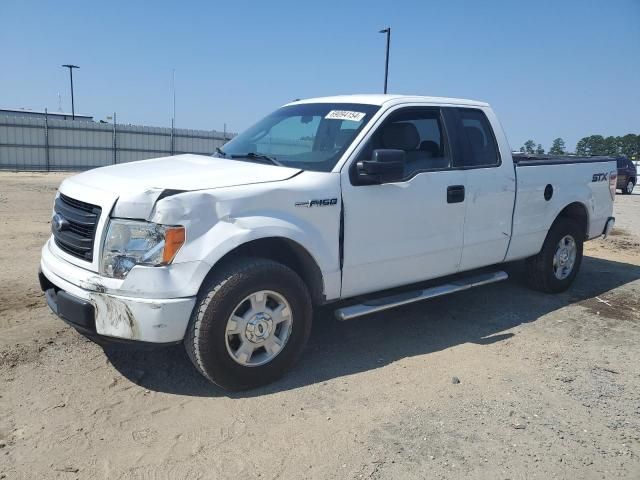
335,271,508,321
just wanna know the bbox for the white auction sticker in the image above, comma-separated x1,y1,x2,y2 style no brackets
325,110,366,122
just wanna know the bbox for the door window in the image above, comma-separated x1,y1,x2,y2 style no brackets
355,108,450,180
457,109,500,167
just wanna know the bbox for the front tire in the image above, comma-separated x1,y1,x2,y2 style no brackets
623,179,635,195
184,258,312,391
525,219,584,293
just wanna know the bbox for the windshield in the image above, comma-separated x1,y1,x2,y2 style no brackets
218,103,380,172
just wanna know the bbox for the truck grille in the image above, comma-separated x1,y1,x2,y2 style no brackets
52,193,102,261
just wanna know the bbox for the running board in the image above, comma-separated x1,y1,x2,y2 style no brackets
335,271,508,321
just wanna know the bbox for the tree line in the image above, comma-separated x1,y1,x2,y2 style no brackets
519,134,640,157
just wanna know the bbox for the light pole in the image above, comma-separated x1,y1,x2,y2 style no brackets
61,64,79,119
379,28,391,94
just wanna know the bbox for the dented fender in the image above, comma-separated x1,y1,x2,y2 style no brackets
145,173,343,300
112,187,166,219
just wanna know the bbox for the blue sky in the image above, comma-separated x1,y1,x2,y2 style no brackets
1,0,638,151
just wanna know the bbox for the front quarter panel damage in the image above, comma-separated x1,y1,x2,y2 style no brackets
145,172,342,300
112,188,166,220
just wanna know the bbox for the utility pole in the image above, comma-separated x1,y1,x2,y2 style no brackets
379,28,391,94
113,112,117,164
172,68,176,127
171,69,176,155
61,64,79,119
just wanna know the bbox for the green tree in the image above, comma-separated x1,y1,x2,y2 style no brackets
603,136,620,156
574,133,639,158
575,135,607,156
590,135,607,155
549,138,566,155
619,134,639,157
520,139,537,154
575,137,588,155
536,144,545,154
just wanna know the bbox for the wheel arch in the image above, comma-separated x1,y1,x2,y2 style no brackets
201,236,327,306
554,201,589,240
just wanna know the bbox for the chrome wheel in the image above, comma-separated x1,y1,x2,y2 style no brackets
627,180,635,194
225,290,293,367
553,235,577,280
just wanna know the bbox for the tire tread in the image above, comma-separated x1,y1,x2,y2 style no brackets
525,219,583,293
184,257,311,390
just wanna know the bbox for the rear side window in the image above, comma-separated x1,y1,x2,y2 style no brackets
457,109,500,167
617,158,625,168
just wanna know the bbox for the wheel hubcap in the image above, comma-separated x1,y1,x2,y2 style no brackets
628,181,634,193
225,290,293,367
553,235,577,280
245,313,274,343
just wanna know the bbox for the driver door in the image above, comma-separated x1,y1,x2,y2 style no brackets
340,106,466,298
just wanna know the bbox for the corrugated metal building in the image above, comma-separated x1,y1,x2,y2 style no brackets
0,108,93,122
0,111,233,171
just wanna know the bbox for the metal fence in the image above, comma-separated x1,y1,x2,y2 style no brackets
0,114,233,171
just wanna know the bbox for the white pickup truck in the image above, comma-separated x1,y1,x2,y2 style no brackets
40,94,617,390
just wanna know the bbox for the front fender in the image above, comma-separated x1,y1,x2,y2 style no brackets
200,215,336,275
148,181,342,300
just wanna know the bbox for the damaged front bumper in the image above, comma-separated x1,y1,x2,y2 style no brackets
40,241,197,344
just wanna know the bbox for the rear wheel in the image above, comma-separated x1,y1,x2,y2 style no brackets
184,258,312,391
525,219,584,293
623,179,635,195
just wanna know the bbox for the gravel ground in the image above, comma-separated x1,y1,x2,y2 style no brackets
1,172,639,480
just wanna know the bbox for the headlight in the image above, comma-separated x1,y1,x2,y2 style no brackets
101,219,185,279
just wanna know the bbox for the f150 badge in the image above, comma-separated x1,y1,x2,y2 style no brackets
295,198,338,208
592,173,608,182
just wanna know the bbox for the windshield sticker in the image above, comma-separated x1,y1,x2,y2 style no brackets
325,110,366,122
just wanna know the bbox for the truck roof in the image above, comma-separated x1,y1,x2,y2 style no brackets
286,94,489,108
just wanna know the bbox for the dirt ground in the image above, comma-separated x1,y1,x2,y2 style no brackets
1,171,639,480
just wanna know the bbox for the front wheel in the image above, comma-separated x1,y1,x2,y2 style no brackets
623,179,635,195
184,258,312,391
525,219,584,293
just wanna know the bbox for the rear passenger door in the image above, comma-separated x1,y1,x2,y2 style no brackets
451,108,516,271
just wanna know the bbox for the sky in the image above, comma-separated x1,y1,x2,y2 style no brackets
1,0,638,151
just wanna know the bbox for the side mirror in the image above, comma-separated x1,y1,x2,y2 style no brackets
357,149,406,184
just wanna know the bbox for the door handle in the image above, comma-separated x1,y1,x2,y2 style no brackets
447,185,465,203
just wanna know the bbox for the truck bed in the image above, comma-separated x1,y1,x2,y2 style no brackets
505,154,616,262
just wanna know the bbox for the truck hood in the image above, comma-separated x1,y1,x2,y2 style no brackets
57,153,303,222
66,153,301,194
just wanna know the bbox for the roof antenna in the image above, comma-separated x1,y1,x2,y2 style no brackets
57,92,63,112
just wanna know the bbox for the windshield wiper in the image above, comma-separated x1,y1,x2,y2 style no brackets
214,147,227,157
229,152,284,167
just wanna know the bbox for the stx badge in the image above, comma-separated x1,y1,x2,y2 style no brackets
592,173,608,182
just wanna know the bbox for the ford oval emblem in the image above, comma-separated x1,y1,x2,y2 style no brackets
52,213,69,232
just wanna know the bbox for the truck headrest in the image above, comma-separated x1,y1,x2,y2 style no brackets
382,123,420,151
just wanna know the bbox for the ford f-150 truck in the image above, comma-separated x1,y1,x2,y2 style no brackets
40,95,617,390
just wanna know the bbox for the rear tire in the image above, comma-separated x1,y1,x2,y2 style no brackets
184,258,312,391
525,219,584,293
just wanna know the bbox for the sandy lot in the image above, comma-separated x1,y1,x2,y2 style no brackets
1,172,639,479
